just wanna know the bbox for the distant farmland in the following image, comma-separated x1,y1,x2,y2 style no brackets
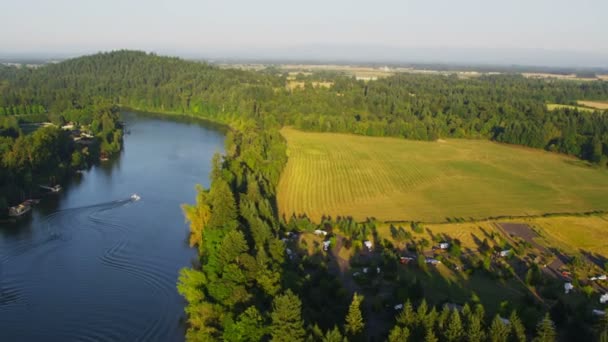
577,100,608,110
277,128,608,222
546,103,594,112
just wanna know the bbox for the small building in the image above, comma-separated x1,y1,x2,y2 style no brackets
593,309,606,316
564,282,574,294
394,304,403,310
439,242,450,250
323,240,331,251
598,275,607,281
364,240,373,251
499,249,512,257
314,229,327,236
600,293,608,304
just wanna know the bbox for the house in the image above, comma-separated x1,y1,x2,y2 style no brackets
394,304,403,310
323,240,331,251
499,249,512,257
564,282,574,294
363,267,369,274
600,293,608,304
314,229,327,236
598,275,607,281
439,242,450,250
364,240,373,251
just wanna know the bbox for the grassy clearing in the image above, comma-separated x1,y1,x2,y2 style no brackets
376,221,500,252
506,215,608,258
577,100,608,110
547,103,594,112
277,128,608,222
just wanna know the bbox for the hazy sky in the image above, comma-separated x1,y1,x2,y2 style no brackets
1,0,607,65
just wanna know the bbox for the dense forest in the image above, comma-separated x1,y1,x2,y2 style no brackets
1,51,608,340
3,50,608,165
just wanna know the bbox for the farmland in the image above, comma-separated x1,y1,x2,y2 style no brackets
577,100,608,110
546,103,594,112
277,128,608,222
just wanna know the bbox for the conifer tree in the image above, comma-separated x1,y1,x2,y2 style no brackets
388,326,410,342
345,293,365,337
509,310,527,342
270,290,306,342
467,315,486,342
445,310,465,341
532,313,555,342
489,315,511,342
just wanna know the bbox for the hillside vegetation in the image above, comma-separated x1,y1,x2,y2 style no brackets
278,128,608,222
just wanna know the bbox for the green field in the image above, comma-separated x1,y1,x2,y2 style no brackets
546,103,594,112
277,128,608,222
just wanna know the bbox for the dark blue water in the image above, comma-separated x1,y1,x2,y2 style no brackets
0,112,224,341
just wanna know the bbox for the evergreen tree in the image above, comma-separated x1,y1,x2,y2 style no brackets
323,326,346,342
396,299,416,328
388,326,410,342
424,326,439,342
467,315,486,342
509,310,526,342
445,309,465,341
345,293,365,337
489,315,511,342
270,290,306,342
532,314,556,342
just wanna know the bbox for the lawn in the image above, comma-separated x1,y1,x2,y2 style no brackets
277,128,608,222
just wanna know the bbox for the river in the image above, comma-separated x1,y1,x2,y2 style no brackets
0,112,225,341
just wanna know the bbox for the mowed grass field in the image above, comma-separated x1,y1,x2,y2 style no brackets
508,215,608,258
577,100,608,110
547,103,594,112
277,128,608,222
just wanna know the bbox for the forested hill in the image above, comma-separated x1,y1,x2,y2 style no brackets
2,50,608,163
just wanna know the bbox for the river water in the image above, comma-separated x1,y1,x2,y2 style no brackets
0,112,225,341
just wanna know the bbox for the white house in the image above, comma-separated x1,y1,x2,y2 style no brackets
314,229,327,236
394,304,403,310
600,293,608,304
364,240,373,251
439,242,450,250
323,240,331,251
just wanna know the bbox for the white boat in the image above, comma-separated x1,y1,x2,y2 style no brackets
130,193,141,201
8,203,32,217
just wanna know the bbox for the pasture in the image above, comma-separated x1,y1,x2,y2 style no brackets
513,215,608,258
546,103,594,112
277,128,608,222
577,100,608,110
